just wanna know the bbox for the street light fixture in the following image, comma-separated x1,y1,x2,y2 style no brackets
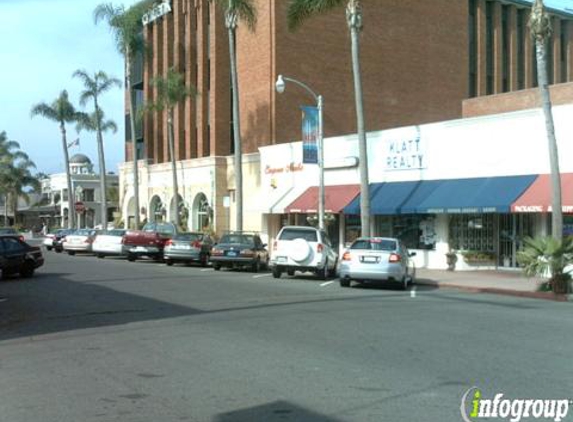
275,74,325,230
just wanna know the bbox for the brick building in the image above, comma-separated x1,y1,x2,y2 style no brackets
119,0,573,235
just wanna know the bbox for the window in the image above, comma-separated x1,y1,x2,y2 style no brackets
351,239,397,251
502,5,510,92
468,0,478,97
279,228,318,242
486,1,494,94
193,193,210,231
391,215,436,250
83,189,94,202
3,237,24,253
517,9,526,89
449,214,495,252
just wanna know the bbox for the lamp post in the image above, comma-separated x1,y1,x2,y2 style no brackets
275,74,325,230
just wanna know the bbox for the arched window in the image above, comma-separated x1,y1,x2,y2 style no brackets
193,193,210,231
149,195,164,223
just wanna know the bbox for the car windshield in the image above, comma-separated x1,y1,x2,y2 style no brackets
0,228,17,235
220,234,254,246
279,229,318,242
174,233,203,241
143,222,175,236
351,239,398,251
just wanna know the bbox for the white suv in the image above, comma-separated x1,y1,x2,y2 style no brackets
270,226,338,280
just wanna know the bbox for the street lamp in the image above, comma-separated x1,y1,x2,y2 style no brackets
275,74,325,230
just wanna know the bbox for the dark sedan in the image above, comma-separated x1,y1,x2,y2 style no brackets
164,232,213,266
52,229,76,253
210,232,269,272
0,235,44,278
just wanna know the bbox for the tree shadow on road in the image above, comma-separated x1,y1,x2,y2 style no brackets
214,400,346,422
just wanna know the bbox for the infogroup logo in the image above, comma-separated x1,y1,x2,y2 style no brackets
460,387,572,422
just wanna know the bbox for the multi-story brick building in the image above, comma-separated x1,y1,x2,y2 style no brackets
119,0,573,238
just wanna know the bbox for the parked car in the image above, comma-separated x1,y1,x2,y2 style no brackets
62,229,99,255
122,222,178,262
0,234,44,278
0,227,24,242
338,237,416,290
210,232,269,272
92,229,128,258
52,229,76,253
164,232,213,266
270,226,338,280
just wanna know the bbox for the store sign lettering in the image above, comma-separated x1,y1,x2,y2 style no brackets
142,0,172,25
385,137,426,171
265,163,304,175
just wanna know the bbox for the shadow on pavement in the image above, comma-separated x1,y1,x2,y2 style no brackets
213,400,346,422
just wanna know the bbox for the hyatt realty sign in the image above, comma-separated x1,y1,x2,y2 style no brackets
142,0,172,25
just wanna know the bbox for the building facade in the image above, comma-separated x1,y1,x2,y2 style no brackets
119,0,573,265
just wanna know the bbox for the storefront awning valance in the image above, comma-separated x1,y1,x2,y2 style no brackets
512,173,573,213
285,185,360,214
344,175,537,215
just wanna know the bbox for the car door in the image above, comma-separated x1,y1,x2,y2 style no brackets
1,237,26,272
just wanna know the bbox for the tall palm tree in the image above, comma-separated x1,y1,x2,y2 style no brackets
288,0,371,236
211,0,257,232
0,132,27,225
31,90,85,229
94,0,153,229
143,68,197,228
73,69,122,230
529,0,562,240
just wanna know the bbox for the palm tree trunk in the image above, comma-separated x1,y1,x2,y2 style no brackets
347,1,370,237
3,194,8,225
536,39,562,240
94,101,108,230
167,110,180,228
228,20,243,232
61,123,76,229
126,55,141,229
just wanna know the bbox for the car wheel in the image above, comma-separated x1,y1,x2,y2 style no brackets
317,261,328,280
399,276,408,291
287,269,295,276
213,263,221,271
97,253,105,259
127,253,136,262
165,260,174,266
328,259,338,278
46,246,52,251
251,259,261,273
67,251,76,256
272,267,282,279
200,253,209,267
20,262,35,278
55,248,62,253
340,277,350,287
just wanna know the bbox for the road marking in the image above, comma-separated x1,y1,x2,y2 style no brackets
320,281,334,287
201,268,213,272
253,274,271,279
410,286,417,298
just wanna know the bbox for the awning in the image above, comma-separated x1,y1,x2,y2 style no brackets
344,180,442,215
414,175,537,213
512,173,573,213
344,175,537,215
285,185,360,213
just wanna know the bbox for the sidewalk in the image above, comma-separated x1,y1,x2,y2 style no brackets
415,268,571,302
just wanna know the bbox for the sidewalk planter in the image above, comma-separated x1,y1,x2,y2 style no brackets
462,251,495,266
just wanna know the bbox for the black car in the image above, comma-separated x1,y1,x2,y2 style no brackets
0,235,44,278
0,227,24,242
210,232,269,272
52,229,76,253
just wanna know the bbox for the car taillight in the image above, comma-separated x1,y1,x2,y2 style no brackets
212,248,223,256
342,252,352,261
240,249,254,257
273,240,277,251
317,243,324,253
191,240,201,248
389,253,401,263
165,240,173,246
19,235,25,242
85,238,93,244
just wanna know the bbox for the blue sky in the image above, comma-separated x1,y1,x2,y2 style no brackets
0,0,139,175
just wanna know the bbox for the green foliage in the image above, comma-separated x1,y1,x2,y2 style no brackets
517,236,573,293
461,250,496,262
144,68,197,114
211,0,257,30
287,0,346,31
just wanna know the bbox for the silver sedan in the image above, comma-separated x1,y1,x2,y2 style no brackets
338,237,416,290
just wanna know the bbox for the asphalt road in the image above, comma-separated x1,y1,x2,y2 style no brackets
1,250,572,422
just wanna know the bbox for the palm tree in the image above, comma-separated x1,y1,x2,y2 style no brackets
0,132,27,225
94,0,154,229
211,0,257,232
31,90,86,229
529,0,562,240
143,68,197,228
73,69,121,230
288,0,371,236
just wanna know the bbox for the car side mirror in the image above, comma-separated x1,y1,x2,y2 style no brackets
409,252,417,257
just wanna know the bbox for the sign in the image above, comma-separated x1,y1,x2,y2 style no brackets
142,0,172,26
74,201,86,213
384,127,427,171
301,106,318,164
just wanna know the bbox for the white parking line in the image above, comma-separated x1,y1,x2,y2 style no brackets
410,285,417,298
320,281,334,287
201,268,213,272
253,274,271,279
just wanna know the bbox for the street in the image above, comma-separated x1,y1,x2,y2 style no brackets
1,250,572,422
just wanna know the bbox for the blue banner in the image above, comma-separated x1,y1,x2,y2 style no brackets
301,105,318,164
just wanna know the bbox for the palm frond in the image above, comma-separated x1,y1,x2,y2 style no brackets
287,0,345,31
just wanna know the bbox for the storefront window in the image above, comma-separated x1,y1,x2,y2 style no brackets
392,215,436,250
449,213,494,252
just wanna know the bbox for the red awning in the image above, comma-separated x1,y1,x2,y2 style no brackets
512,173,573,213
285,185,360,214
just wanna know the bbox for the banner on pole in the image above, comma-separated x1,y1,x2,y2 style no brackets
301,105,318,164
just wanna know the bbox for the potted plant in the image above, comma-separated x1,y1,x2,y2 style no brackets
445,250,458,271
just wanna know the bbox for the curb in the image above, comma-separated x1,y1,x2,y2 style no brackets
415,280,570,302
